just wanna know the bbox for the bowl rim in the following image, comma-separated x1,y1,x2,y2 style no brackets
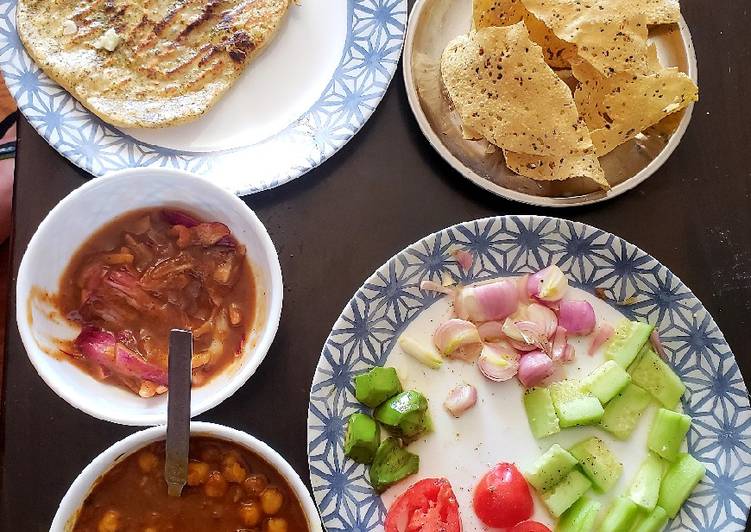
15,168,284,425
50,421,323,532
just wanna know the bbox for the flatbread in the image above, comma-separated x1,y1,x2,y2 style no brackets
17,0,290,127
504,148,609,189
440,24,593,156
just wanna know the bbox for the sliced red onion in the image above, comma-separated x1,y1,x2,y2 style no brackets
478,342,520,382
550,326,569,362
510,339,538,352
588,322,615,356
527,265,568,302
454,280,519,322
452,249,473,270
444,384,478,417
114,344,169,385
433,319,483,361
515,320,550,352
562,344,576,362
517,274,531,304
517,351,555,387
477,321,504,342
527,303,559,338
650,329,668,361
558,300,596,335
161,209,199,228
420,279,454,296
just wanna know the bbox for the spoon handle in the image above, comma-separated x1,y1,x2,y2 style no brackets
165,329,192,497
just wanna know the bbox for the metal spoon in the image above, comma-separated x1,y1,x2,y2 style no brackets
165,328,192,497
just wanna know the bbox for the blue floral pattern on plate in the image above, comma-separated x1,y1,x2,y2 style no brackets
0,0,407,194
307,215,751,531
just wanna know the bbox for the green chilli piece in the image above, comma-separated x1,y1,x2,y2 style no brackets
540,469,592,518
524,387,560,438
657,453,706,518
354,366,403,408
569,437,623,493
368,437,419,493
605,319,654,368
343,413,380,464
632,506,669,532
580,360,631,404
628,453,666,511
647,408,692,462
550,380,604,428
600,497,640,532
523,444,578,491
600,383,652,439
629,346,686,409
556,497,601,532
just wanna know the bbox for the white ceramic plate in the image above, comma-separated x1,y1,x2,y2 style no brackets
0,0,407,194
403,0,698,206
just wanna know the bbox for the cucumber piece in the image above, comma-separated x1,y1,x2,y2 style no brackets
580,360,631,404
600,383,652,439
550,381,604,428
343,413,380,464
540,469,592,518
600,496,640,532
629,347,685,409
647,408,692,462
368,437,419,493
524,387,561,438
556,496,601,532
632,505,668,532
569,437,623,492
657,453,706,518
374,390,430,439
605,320,654,368
354,367,403,408
628,453,665,511
524,444,578,491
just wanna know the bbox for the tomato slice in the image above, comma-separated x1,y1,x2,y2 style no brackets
510,521,553,532
472,463,533,528
384,478,462,532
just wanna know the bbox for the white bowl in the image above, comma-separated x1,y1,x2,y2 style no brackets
16,168,283,425
50,422,323,531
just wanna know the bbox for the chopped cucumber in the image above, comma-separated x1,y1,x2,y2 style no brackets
657,453,706,518
600,383,652,439
605,320,654,368
524,387,561,438
343,413,380,464
374,390,431,440
629,346,685,409
368,437,419,493
628,453,665,511
354,367,402,408
524,444,578,491
647,408,691,462
569,437,623,493
580,360,631,404
540,469,592,518
556,496,601,532
632,505,668,532
600,496,640,532
550,380,604,428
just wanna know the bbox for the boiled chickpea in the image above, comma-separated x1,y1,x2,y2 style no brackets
222,456,247,483
239,501,263,527
187,461,210,486
97,510,120,532
204,471,228,498
137,451,158,473
266,517,288,532
243,473,268,496
199,445,221,462
260,487,284,515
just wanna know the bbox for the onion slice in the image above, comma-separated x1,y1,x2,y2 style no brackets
517,351,555,388
527,265,568,302
558,300,596,335
452,249,474,270
550,326,569,362
478,342,520,382
420,280,454,295
444,384,478,417
433,319,483,361
454,280,519,323
527,303,559,338
477,321,504,342
588,322,614,356
650,329,669,361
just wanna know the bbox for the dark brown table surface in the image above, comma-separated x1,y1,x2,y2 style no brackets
2,0,751,529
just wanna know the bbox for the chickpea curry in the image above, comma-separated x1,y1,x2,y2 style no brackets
72,438,310,532
56,208,255,397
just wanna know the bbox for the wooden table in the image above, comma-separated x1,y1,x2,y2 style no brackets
2,0,750,529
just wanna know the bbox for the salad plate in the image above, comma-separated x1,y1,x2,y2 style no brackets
0,0,407,194
307,215,751,530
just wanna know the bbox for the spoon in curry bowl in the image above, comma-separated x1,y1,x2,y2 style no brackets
165,328,193,497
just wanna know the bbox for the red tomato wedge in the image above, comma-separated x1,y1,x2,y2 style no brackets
510,521,552,532
473,463,533,528
384,478,462,532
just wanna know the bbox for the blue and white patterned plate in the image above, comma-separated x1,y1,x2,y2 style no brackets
307,215,751,531
0,0,406,194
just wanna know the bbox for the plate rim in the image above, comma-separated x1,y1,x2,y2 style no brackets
306,214,751,531
402,0,699,207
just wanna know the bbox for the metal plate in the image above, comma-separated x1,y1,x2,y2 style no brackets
403,0,698,206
